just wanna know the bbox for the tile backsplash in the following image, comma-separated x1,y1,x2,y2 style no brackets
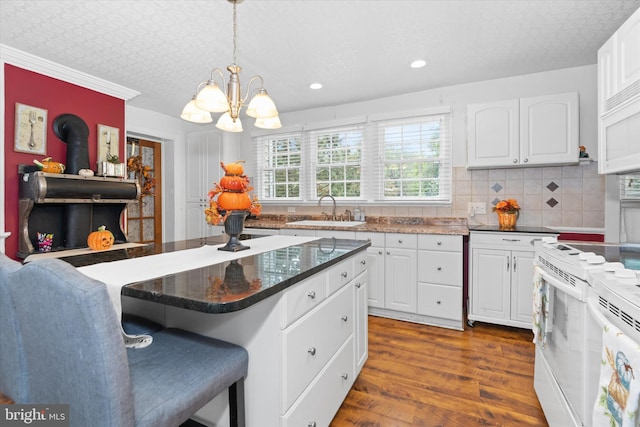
260,160,604,230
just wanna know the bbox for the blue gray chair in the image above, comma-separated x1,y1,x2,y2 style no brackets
3,256,248,427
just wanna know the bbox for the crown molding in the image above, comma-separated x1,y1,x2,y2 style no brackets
0,44,140,101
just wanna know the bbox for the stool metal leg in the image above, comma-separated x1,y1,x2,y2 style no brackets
229,378,245,427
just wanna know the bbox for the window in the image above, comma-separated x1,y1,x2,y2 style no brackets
311,126,363,198
254,109,451,204
377,113,451,202
258,134,302,199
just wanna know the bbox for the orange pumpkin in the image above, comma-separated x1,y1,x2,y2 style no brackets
33,157,65,174
219,174,249,191
217,191,252,211
87,226,114,251
220,160,245,176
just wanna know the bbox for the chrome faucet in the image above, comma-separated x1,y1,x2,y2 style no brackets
318,195,337,221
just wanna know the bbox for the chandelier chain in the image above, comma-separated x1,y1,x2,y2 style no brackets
232,0,238,66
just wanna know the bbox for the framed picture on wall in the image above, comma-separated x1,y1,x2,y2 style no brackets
14,103,47,155
97,124,119,163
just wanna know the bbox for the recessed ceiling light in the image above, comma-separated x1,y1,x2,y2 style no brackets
309,83,323,90
410,59,427,69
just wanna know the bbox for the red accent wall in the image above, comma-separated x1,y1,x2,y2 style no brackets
4,64,125,259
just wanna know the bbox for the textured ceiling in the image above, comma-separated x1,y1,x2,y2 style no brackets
1,0,639,118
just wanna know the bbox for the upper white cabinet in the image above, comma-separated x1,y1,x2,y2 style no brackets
598,7,640,174
467,92,579,169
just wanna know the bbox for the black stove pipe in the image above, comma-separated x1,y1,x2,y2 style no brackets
52,113,90,174
52,114,91,248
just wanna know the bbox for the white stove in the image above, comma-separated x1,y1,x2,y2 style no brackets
534,238,640,427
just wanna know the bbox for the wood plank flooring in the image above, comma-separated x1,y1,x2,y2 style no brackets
330,316,549,427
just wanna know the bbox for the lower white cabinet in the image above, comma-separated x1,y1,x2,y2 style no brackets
357,231,464,331
468,231,556,328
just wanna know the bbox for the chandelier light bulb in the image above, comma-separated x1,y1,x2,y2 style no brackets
180,96,213,123
254,115,282,130
195,81,230,113
246,89,278,119
216,112,243,132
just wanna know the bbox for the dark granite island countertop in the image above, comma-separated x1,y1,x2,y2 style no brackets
60,235,370,314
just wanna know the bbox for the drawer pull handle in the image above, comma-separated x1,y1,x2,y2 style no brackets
386,251,390,255
355,282,362,288
437,267,442,271
378,250,383,255
342,315,348,322
308,347,316,356
307,291,316,299
437,300,442,304
341,272,348,278
342,373,349,380
361,259,366,265
398,239,403,244
308,423,317,427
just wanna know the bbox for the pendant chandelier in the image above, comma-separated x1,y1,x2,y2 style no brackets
180,0,281,132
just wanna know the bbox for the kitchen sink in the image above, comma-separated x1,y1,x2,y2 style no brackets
285,220,364,227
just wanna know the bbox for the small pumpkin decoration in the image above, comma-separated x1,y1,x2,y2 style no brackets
219,174,249,192
33,157,65,174
87,225,115,251
220,160,245,176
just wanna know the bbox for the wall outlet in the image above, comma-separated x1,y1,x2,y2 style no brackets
287,207,296,213
468,202,486,215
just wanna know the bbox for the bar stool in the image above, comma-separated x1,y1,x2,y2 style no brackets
4,256,248,427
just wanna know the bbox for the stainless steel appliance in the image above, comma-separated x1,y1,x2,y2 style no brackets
534,239,640,427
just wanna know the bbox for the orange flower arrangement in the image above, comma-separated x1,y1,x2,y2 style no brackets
492,199,520,213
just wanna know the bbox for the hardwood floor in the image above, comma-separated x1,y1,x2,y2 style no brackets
331,316,549,427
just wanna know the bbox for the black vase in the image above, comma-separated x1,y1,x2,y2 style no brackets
219,210,250,252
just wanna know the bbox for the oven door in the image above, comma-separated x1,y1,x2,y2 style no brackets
534,269,587,427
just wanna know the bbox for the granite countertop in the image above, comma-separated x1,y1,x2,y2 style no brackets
61,235,370,314
468,225,558,234
245,215,470,236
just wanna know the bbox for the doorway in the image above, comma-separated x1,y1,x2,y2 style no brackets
126,137,162,246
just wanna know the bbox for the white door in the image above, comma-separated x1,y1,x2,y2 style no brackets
471,248,510,321
520,92,579,166
467,99,519,168
384,248,417,313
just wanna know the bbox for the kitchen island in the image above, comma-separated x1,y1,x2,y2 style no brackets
60,234,370,427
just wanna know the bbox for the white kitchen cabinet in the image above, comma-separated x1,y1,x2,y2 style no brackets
355,231,385,309
280,228,316,237
416,234,464,330
353,270,368,374
598,7,640,174
383,233,418,313
185,131,223,239
468,231,556,329
467,92,579,169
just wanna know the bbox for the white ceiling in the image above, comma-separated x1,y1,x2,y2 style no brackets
1,0,639,118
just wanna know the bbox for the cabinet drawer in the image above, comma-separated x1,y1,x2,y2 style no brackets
281,273,327,328
282,284,353,412
280,228,316,236
417,283,462,321
417,234,462,252
470,231,554,249
355,231,384,247
417,251,462,286
353,250,368,277
281,337,354,427
385,233,417,249
326,258,354,295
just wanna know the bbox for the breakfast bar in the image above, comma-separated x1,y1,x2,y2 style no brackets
59,234,371,427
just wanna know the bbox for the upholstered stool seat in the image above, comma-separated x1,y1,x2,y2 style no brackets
1,255,248,427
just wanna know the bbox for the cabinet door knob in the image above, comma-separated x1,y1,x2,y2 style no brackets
437,300,442,304
523,158,529,163
437,267,442,271
307,291,316,299
378,250,383,255
355,282,362,288
386,251,390,255
341,315,348,322
361,259,366,265
437,241,442,245
398,239,403,244
341,272,348,278
308,347,317,356
342,373,349,380
513,159,518,163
